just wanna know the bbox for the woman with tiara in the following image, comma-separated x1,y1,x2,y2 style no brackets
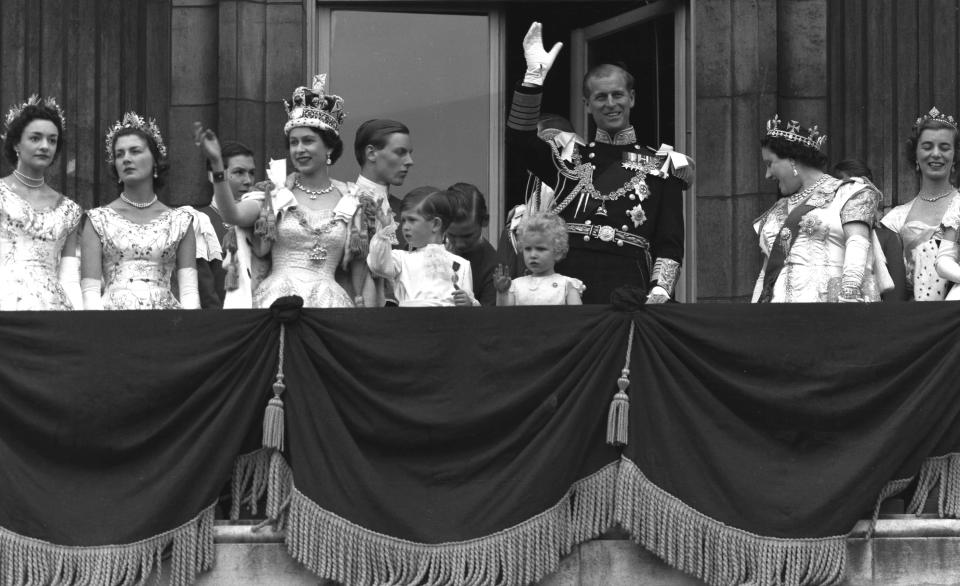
80,112,200,310
0,95,83,309
194,74,372,308
752,115,884,303
882,107,960,300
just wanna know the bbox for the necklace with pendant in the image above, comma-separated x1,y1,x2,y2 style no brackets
919,188,956,202
295,176,335,200
292,208,335,263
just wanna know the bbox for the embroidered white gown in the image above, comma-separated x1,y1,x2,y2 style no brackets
86,206,194,310
0,182,82,310
253,204,354,308
752,176,882,303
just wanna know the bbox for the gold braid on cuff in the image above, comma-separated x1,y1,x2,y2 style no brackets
652,258,681,295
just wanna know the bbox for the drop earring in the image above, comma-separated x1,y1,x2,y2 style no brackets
153,167,158,178
792,165,798,177
326,154,332,166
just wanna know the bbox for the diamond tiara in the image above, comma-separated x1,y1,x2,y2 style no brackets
2,95,66,140
914,106,957,133
765,114,827,151
104,112,167,163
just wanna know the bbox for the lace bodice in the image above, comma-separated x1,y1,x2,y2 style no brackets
0,182,82,310
87,207,193,310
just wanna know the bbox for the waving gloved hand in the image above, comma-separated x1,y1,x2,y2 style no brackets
523,21,563,86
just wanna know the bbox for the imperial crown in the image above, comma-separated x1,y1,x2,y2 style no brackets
2,95,66,139
765,114,827,151
104,112,167,163
283,74,345,136
914,106,957,132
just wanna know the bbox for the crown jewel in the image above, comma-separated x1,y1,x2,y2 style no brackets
2,95,66,140
765,114,827,151
105,112,167,163
283,74,345,136
914,106,957,132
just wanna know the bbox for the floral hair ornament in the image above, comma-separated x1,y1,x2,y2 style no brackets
914,106,958,133
2,95,66,141
283,74,345,136
765,114,827,151
104,112,167,163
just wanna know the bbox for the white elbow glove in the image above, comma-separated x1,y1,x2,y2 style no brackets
522,22,563,86
178,267,201,309
80,278,103,310
839,234,870,302
936,240,960,282
58,256,83,310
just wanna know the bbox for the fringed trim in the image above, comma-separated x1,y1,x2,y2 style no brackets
230,448,293,529
906,452,960,517
286,461,618,586
867,477,912,539
615,457,846,586
0,502,215,586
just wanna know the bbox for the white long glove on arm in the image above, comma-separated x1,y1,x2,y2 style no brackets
80,278,103,310
58,256,83,310
838,233,871,302
178,267,201,309
522,21,563,86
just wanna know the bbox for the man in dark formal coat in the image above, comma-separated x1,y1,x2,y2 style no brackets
505,22,691,304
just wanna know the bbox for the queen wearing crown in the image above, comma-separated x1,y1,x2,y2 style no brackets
0,96,83,310
80,112,201,310
881,107,960,300
195,74,371,308
752,115,885,303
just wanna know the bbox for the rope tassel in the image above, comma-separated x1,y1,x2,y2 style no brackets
263,324,287,451
607,322,636,446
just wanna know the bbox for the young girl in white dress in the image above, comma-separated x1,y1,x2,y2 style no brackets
367,186,478,307
494,212,584,305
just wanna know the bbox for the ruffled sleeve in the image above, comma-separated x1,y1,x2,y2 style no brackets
179,206,223,261
940,196,960,232
564,276,586,295
367,225,402,280
837,178,881,225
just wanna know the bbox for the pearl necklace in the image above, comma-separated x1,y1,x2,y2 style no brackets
13,169,45,189
788,174,830,206
120,192,158,209
294,177,335,200
918,188,956,203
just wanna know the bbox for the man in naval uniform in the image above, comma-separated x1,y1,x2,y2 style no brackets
506,22,688,304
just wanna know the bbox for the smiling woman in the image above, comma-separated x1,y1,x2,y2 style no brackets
200,74,375,309
880,107,960,301
752,114,884,303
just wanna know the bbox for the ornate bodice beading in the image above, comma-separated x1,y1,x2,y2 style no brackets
87,207,193,310
0,183,82,310
252,205,353,308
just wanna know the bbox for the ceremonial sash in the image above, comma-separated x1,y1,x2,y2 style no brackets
757,202,817,303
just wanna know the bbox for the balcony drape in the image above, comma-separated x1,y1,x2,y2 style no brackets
2,302,960,585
